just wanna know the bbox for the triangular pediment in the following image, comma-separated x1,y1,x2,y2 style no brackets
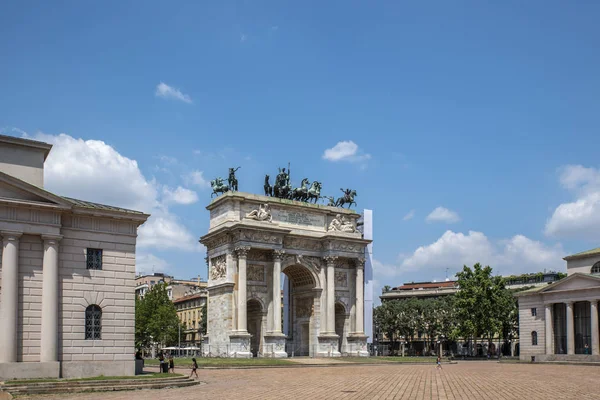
0,172,72,209
540,273,600,293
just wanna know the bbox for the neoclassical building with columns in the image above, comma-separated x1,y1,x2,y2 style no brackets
0,135,148,379
517,247,600,361
201,192,371,358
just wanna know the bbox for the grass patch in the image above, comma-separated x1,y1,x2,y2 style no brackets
8,373,181,385
145,357,294,367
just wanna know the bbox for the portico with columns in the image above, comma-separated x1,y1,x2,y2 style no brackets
0,134,149,379
517,248,600,362
201,192,371,358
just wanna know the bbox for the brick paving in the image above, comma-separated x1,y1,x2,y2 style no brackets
20,361,600,400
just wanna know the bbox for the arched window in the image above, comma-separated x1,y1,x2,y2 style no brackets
85,305,102,340
532,331,538,346
591,262,600,274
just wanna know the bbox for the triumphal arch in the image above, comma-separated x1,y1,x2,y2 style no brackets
201,192,370,358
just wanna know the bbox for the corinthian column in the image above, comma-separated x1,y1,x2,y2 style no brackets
324,256,338,334
0,231,22,363
272,250,285,333
566,302,575,355
41,235,62,362
235,246,250,332
354,258,365,334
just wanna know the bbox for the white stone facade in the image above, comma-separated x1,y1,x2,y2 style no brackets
0,135,148,379
201,192,371,358
517,250,600,362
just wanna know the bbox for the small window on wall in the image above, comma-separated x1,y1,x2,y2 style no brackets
531,308,537,317
592,262,600,274
86,248,103,270
532,331,538,346
85,305,102,340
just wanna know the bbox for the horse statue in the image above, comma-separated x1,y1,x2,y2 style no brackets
211,177,230,198
264,174,273,197
335,188,357,208
307,181,322,203
292,178,310,202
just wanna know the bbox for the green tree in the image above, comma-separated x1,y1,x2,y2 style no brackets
200,303,207,336
135,283,182,350
453,263,507,354
374,300,402,353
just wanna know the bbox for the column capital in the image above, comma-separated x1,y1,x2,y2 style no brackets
273,249,286,260
235,246,251,259
324,255,338,265
354,257,366,269
1,231,23,242
566,301,575,307
42,234,63,245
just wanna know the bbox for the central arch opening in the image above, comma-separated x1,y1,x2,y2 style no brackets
283,263,318,356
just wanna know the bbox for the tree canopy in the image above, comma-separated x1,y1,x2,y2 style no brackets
374,296,455,354
135,282,182,349
453,263,512,347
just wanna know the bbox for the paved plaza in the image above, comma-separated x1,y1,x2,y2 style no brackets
19,361,600,400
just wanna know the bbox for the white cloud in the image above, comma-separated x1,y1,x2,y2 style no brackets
36,132,157,212
137,211,200,251
322,141,371,163
136,253,171,275
240,34,247,42
155,82,192,104
403,210,415,221
545,165,600,241
400,230,564,276
161,186,198,205
29,131,199,252
371,231,565,304
425,207,460,224
183,170,210,189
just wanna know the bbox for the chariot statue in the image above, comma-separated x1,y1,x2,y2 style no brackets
273,165,292,199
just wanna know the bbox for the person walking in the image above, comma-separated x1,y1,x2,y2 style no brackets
436,356,443,370
168,353,175,373
190,358,199,379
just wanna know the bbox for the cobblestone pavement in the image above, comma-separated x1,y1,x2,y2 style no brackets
23,362,600,400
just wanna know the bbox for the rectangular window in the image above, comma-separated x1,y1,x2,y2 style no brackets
86,248,103,270
531,308,537,317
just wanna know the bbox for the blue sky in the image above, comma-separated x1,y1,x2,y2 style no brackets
2,1,599,297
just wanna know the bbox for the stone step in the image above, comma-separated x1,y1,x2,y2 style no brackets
2,375,190,388
1,377,200,395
